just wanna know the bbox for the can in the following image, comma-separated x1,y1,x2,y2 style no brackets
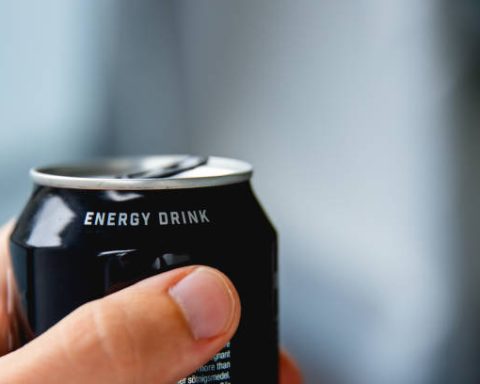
9,155,278,383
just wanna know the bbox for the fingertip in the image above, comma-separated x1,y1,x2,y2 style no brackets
0,219,16,259
1,219,16,236
169,267,241,340
133,265,241,341
280,350,303,384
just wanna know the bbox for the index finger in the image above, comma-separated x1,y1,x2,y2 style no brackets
0,221,19,355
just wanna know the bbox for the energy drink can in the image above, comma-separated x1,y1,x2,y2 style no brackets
9,155,278,383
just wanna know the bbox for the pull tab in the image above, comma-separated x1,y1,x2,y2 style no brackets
120,156,208,179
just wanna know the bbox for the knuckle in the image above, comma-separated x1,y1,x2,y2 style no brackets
85,300,143,383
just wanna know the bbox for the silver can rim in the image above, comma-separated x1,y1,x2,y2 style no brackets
30,155,253,190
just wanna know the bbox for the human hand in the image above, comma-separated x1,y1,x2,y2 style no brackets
0,222,302,383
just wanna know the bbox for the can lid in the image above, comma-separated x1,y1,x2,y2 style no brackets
31,155,253,190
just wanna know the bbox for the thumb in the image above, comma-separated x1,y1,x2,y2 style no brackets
0,266,241,384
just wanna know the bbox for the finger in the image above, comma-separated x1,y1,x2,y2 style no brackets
0,266,241,384
0,221,15,355
280,350,303,384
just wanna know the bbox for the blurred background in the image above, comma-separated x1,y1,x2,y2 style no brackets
2,1,480,383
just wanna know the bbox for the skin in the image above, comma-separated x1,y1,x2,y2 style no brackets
0,222,302,383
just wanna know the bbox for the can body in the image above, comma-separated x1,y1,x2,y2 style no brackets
10,176,278,382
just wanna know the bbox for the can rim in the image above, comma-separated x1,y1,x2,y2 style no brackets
30,155,253,190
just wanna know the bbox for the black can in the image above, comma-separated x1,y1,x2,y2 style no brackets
9,155,278,383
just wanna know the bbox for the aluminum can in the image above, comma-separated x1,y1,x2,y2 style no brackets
9,155,278,383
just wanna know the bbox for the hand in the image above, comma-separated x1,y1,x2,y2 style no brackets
0,222,302,383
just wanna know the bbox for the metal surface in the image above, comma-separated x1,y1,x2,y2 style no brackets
31,156,253,190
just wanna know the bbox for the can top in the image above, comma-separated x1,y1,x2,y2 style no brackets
31,155,253,190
